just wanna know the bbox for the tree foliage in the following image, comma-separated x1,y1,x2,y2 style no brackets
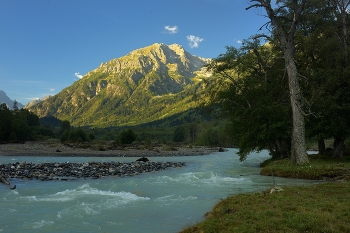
0,103,53,142
298,0,350,158
203,0,350,161
119,129,137,144
58,120,93,143
204,41,292,160
173,126,186,142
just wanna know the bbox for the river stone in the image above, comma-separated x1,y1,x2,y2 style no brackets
0,161,186,181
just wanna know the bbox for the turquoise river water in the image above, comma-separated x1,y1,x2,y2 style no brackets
0,149,319,233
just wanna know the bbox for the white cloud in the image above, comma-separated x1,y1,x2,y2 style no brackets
233,39,243,45
26,97,40,101
75,72,83,79
164,25,178,34
49,88,55,92
186,35,204,48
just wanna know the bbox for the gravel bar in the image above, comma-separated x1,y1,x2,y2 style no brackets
0,160,186,181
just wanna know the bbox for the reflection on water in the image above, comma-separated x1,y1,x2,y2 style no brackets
0,149,319,233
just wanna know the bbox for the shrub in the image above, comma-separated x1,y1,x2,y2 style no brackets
173,126,186,142
60,129,69,143
119,129,137,144
88,133,95,141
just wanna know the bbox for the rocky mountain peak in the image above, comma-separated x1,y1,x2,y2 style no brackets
89,43,208,78
168,43,185,54
24,95,51,109
28,43,211,127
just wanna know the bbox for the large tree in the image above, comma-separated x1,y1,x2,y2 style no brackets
205,41,292,161
247,0,309,164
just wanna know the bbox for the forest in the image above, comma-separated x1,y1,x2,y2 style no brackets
201,0,350,163
0,101,233,148
0,102,54,142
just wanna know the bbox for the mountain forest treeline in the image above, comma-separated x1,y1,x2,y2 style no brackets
0,103,54,142
0,101,232,147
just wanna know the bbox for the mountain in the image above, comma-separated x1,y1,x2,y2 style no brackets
25,95,51,109
28,43,212,127
0,90,24,109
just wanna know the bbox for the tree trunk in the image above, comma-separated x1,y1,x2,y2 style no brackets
318,137,326,155
333,137,345,158
275,139,283,158
248,0,309,165
267,142,276,158
285,50,309,165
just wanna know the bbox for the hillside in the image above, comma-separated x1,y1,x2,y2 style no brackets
28,43,211,127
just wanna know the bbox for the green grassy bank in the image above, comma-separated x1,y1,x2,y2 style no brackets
181,154,350,233
260,154,350,181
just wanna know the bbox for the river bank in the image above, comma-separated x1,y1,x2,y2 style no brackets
181,153,350,233
181,182,350,233
0,141,220,157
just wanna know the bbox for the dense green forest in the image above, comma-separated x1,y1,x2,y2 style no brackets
0,101,233,147
0,103,54,142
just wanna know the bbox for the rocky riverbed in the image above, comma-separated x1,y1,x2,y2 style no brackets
0,160,186,182
0,141,224,185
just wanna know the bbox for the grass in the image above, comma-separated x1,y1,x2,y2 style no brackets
181,182,350,233
180,154,350,233
260,154,350,180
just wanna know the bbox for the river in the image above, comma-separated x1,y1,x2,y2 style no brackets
0,149,318,233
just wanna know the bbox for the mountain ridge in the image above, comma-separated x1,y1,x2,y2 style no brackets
25,95,51,109
0,90,24,109
28,43,211,127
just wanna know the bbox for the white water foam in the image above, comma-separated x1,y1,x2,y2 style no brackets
32,220,54,229
151,171,251,187
48,183,151,218
80,202,101,215
21,183,150,203
22,195,74,202
4,190,19,197
11,190,19,195
157,194,198,202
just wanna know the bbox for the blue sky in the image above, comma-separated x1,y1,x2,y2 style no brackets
0,0,268,105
